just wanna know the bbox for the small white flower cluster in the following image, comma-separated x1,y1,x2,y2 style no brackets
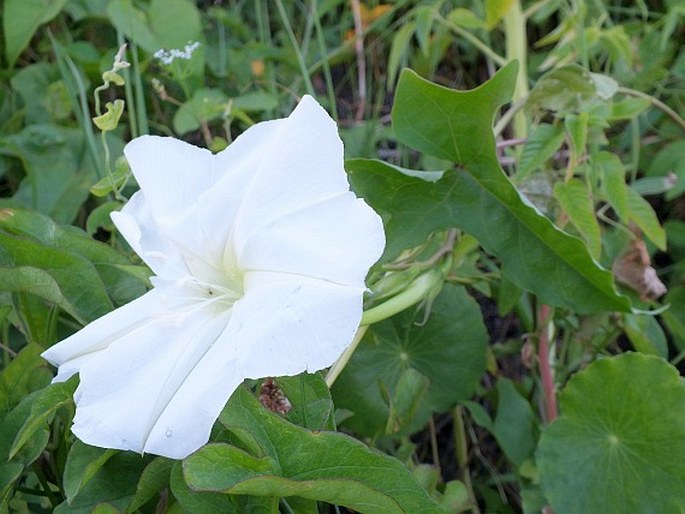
153,41,201,66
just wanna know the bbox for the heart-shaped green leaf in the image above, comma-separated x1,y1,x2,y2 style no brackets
358,63,631,313
332,284,487,437
184,387,441,513
536,353,685,514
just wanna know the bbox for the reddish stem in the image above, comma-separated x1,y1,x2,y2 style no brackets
538,304,558,422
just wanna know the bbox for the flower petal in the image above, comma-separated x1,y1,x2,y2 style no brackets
123,136,220,224
111,274,363,459
236,192,385,286
46,96,385,461
230,96,353,252
110,192,188,279
120,111,290,275
70,306,232,459
128,272,362,459
112,188,229,287
228,271,364,378
41,290,161,382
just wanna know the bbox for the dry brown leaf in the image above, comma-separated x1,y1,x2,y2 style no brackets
259,378,292,415
612,238,667,301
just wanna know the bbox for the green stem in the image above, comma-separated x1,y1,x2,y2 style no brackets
48,31,104,179
216,11,227,78
435,15,507,66
361,269,444,326
453,406,481,514
428,417,442,476
629,117,640,183
311,0,338,121
325,325,368,386
131,41,149,135
100,131,124,201
64,57,105,179
31,462,59,507
280,498,295,514
493,96,527,138
275,0,315,97
575,1,589,69
503,0,528,139
350,0,367,121
255,0,277,104
618,86,685,131
93,84,105,118
537,304,558,422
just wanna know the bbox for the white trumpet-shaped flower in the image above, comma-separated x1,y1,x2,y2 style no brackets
42,96,385,459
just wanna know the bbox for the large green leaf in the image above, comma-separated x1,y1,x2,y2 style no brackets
0,125,94,223
0,267,82,321
348,159,629,313
9,63,64,124
63,442,118,503
107,0,203,74
0,208,149,342
0,390,51,468
0,344,53,413
0,208,149,307
126,457,173,513
184,387,441,514
173,88,228,135
0,230,113,324
3,0,69,67
372,64,630,313
57,443,147,512
332,284,487,437
393,65,518,164
106,0,159,53
536,353,685,514
275,373,335,431
9,378,76,460
493,378,537,468
148,0,202,50
0,391,50,508
170,462,241,513
0,463,23,509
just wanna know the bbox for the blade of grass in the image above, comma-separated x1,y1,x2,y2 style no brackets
275,0,315,97
255,0,278,113
130,40,149,135
310,0,338,121
350,0,367,122
435,14,507,67
48,30,104,179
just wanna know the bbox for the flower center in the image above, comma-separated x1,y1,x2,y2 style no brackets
198,278,242,305
189,260,244,311
158,245,245,315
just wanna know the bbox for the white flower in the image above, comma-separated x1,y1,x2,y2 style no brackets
41,96,385,459
153,41,201,66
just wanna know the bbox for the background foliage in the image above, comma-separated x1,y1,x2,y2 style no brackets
1,0,685,513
